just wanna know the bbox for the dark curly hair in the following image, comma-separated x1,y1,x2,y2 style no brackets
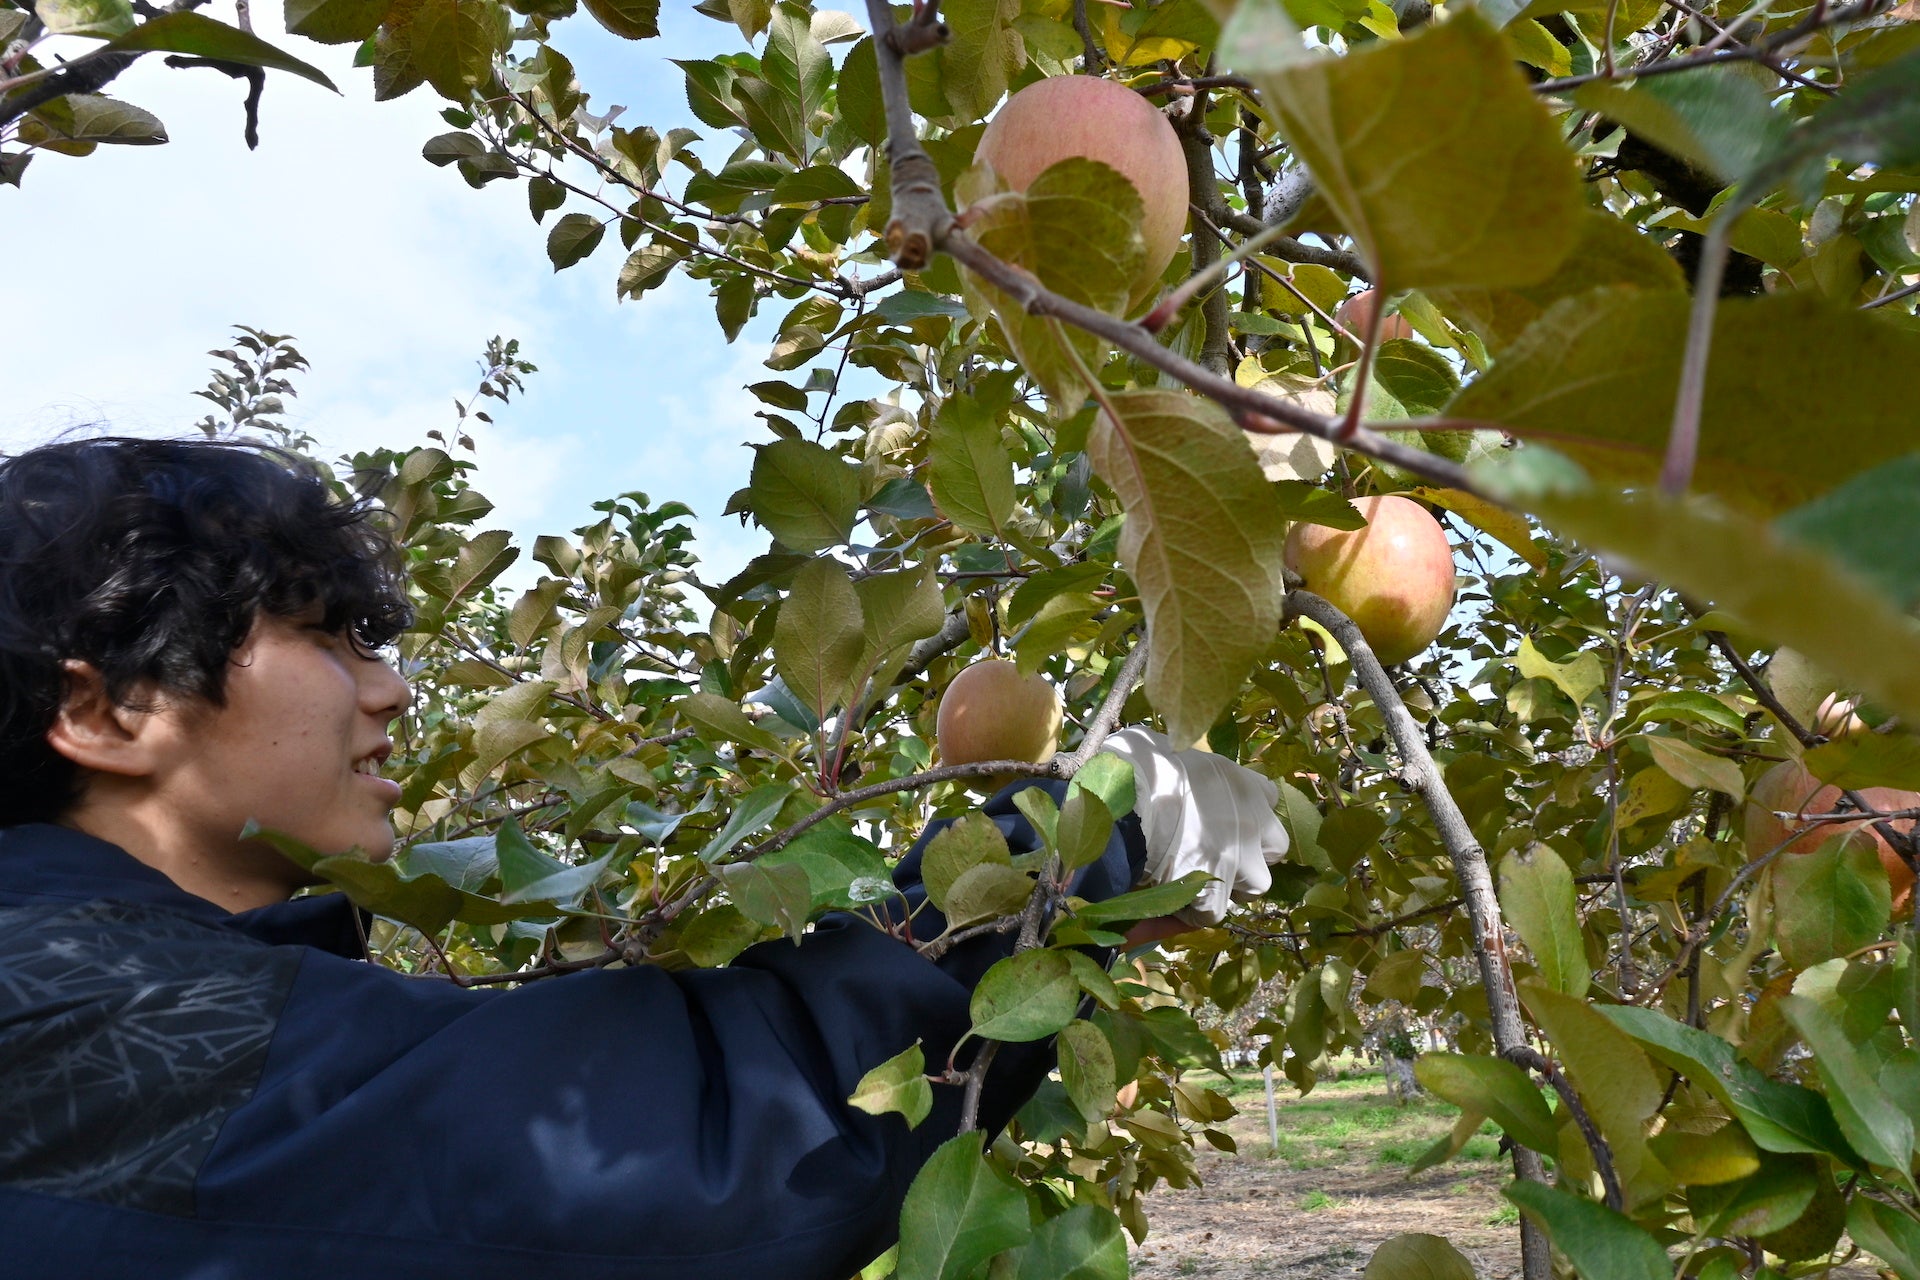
0,436,414,826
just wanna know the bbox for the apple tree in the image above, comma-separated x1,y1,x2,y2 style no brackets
17,0,1920,1272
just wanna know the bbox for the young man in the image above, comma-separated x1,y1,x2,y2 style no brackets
0,437,1279,1278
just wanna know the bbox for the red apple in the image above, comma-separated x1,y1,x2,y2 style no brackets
1743,759,1916,911
1334,289,1413,342
974,76,1187,304
1285,495,1456,666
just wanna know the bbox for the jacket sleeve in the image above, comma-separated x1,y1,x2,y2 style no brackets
194,779,1146,1279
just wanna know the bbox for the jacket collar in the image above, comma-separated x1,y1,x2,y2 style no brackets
0,822,369,959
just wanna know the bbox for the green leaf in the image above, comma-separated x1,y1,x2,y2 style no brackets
493,816,564,895
1804,732,1920,790
856,567,945,674
1064,950,1121,1009
245,824,560,934
1480,469,1920,728
679,904,762,966
286,0,393,44
374,0,505,101
23,93,165,145
1371,340,1461,417
717,861,812,938
1628,691,1747,735
769,164,862,206
750,438,861,552
1780,993,1915,1179
111,11,338,89
1412,1053,1559,1154
1070,871,1211,926
1772,835,1894,970
1087,390,1288,747
676,691,785,754
761,823,897,911
959,158,1145,405
1237,11,1582,289
849,1041,933,1128
1520,982,1665,1194
546,212,605,270
1644,735,1745,801
835,38,886,147
446,527,517,600
1056,788,1115,872
1012,1204,1127,1280
581,0,658,38
1056,1019,1117,1123
38,0,133,38
1777,453,1920,611
1363,1233,1477,1280
1754,46,1920,198
698,783,790,863
466,679,553,780
1848,1195,1920,1280
897,1134,1031,1280
1429,209,1686,356
937,0,1024,123
970,949,1080,1041
1069,752,1136,825
1513,635,1602,710
1686,1153,1819,1237
1599,1005,1857,1160
1498,843,1588,998
1455,290,1920,514
1011,787,1060,851
928,394,1016,538
942,862,1035,927
396,835,497,892
773,558,866,722
616,244,684,301
922,812,1013,915
1503,1181,1670,1280
1575,65,1789,184
760,2,829,137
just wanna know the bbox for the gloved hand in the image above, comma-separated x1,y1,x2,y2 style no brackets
1100,727,1291,927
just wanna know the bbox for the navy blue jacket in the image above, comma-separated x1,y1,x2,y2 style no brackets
0,781,1145,1279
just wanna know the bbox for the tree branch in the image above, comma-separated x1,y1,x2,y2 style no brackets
1504,1045,1623,1212
0,47,140,128
1284,588,1551,1280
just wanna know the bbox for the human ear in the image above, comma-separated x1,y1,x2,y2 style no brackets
44,661,169,780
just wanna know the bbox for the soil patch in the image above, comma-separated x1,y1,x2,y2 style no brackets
1126,1073,1883,1279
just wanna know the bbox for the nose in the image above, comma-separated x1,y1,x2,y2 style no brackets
359,651,413,722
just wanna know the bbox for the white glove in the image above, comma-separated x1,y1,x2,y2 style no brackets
1100,728,1291,927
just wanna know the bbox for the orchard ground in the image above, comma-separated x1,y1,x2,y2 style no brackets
1125,1069,1885,1279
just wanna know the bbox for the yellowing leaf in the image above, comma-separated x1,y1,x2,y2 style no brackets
1086,390,1289,746
1452,289,1920,513
1239,12,1583,290
1644,735,1746,800
1521,982,1668,1198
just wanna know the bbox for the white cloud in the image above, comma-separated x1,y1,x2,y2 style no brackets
5,7,887,593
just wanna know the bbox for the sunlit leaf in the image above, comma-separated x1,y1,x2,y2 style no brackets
1087,390,1288,746
1237,11,1583,289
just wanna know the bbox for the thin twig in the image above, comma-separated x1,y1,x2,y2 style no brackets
1505,1045,1624,1212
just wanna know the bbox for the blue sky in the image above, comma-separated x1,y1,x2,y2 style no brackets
5,3,869,586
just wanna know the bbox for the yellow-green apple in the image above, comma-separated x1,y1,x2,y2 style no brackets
935,660,1063,783
1285,495,1456,666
